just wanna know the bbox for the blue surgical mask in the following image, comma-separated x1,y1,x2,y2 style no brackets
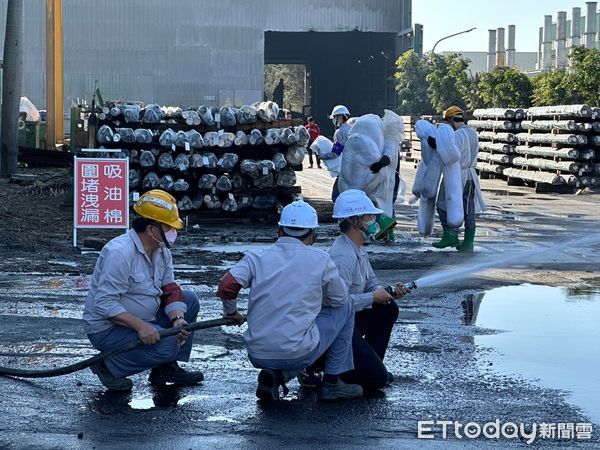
332,118,338,128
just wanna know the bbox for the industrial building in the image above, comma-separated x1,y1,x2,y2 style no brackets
441,51,537,74
0,0,412,136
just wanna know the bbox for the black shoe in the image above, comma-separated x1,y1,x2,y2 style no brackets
318,379,363,401
90,361,133,391
149,362,204,386
256,369,289,401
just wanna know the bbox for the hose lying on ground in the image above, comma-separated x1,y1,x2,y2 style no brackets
0,317,235,379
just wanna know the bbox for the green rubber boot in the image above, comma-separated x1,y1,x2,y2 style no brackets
432,226,459,249
457,228,476,252
375,215,397,240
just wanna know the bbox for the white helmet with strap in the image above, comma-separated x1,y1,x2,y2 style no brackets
329,105,350,118
278,200,319,236
332,190,383,219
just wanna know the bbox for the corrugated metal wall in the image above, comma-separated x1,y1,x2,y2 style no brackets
0,0,407,114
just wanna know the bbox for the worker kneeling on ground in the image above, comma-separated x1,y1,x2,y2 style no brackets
83,190,203,391
299,190,409,390
217,200,363,401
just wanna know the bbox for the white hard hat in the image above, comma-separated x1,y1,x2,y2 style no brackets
332,190,383,219
278,200,319,234
329,105,350,118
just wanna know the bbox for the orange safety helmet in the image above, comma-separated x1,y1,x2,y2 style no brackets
442,105,464,120
133,190,184,230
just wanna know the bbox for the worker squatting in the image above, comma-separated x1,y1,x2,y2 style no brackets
83,104,483,400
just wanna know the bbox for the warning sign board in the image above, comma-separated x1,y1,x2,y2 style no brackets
74,157,129,229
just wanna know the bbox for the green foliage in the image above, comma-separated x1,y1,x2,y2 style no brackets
477,67,532,108
531,70,575,106
264,64,306,112
394,50,433,115
529,47,600,106
426,53,471,112
467,72,485,111
568,46,600,106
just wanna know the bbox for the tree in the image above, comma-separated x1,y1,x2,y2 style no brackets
0,0,24,177
477,67,532,108
264,64,306,112
394,50,433,115
426,52,471,113
531,70,575,106
467,72,486,110
569,46,600,106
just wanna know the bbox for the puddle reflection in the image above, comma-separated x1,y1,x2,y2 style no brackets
472,284,600,422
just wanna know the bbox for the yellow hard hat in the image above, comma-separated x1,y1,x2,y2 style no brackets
133,189,184,230
442,105,464,120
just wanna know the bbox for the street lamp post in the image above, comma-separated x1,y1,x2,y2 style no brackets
431,27,476,53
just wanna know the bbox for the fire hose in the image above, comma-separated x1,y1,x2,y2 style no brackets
0,317,235,379
0,282,418,379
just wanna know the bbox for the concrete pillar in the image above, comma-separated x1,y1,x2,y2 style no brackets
585,2,597,49
542,15,553,71
496,27,506,67
0,0,24,177
556,11,567,69
487,29,497,72
507,25,516,67
571,7,582,47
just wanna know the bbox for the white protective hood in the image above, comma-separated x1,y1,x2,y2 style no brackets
338,110,404,217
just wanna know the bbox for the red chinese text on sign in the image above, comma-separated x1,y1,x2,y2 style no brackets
74,158,129,229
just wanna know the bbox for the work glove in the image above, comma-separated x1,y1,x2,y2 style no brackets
370,155,391,174
427,136,437,150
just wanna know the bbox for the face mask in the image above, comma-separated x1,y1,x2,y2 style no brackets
332,118,338,128
359,218,379,240
165,229,177,245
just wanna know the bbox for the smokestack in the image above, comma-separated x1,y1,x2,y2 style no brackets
556,11,567,69
538,26,543,70
585,1,597,48
507,25,516,67
571,7,582,47
496,27,506,67
487,29,497,72
542,15,553,71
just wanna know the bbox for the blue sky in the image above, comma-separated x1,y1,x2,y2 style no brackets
413,0,586,53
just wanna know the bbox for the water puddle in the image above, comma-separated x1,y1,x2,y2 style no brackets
467,284,600,422
189,345,229,361
47,260,79,268
129,396,156,410
484,189,526,197
206,415,239,423
128,391,211,410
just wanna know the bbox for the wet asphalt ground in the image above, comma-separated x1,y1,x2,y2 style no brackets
1,165,600,449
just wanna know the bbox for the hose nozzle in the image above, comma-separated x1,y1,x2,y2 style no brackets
385,281,417,296
403,280,417,290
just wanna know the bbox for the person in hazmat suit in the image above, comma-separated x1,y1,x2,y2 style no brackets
429,106,485,251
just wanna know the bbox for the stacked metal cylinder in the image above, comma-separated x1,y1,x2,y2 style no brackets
93,101,308,215
472,105,600,191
